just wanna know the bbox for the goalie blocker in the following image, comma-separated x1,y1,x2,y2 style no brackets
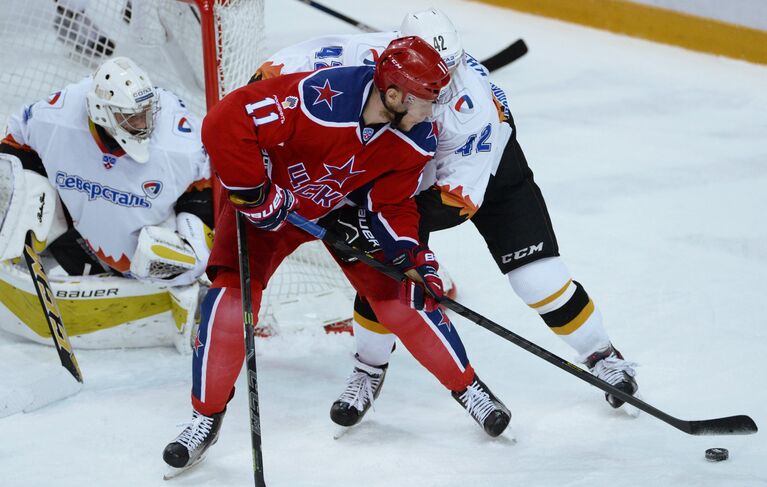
0,153,66,261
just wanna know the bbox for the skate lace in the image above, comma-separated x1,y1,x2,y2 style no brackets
591,355,637,386
458,381,496,424
338,369,381,411
175,411,214,451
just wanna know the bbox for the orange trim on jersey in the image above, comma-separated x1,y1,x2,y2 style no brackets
437,184,479,219
93,247,131,273
492,95,508,123
254,61,285,80
88,119,126,157
186,178,212,193
1,133,34,152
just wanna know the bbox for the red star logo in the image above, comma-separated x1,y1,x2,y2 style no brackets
311,79,343,110
427,121,439,141
317,156,364,188
434,308,452,331
193,333,204,356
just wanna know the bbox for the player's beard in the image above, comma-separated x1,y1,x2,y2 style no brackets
382,98,408,130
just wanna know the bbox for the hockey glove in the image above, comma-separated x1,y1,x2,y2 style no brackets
318,206,382,263
229,180,299,231
392,245,444,312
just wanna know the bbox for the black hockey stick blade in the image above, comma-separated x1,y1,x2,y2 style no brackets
481,39,528,72
22,231,83,383
682,415,758,436
285,212,758,437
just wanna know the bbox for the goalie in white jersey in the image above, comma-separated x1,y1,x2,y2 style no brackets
255,8,638,428
0,57,212,349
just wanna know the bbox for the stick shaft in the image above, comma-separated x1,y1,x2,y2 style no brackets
236,213,267,486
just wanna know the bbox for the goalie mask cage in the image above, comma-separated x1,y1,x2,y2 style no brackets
0,0,355,333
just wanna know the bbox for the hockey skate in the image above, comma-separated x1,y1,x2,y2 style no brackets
585,344,638,409
452,375,511,437
162,409,225,478
330,357,387,428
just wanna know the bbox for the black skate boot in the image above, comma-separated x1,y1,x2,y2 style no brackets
330,357,387,427
163,409,225,471
452,375,511,437
585,344,638,408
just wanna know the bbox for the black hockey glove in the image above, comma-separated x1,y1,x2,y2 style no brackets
318,206,382,263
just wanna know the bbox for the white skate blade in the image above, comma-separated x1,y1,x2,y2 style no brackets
499,425,517,444
163,453,207,481
0,367,82,418
622,393,641,418
332,424,352,440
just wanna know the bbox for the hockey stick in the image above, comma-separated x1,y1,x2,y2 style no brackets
21,230,83,383
480,39,528,72
293,0,528,72
295,0,378,33
235,213,267,487
286,212,758,436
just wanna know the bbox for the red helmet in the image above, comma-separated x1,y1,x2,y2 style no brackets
374,36,450,102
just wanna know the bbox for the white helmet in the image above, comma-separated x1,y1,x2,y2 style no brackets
86,57,159,163
399,8,464,71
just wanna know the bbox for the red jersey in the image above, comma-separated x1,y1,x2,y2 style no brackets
203,65,438,255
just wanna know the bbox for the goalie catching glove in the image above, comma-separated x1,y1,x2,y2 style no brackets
228,179,298,231
393,245,444,312
129,212,211,286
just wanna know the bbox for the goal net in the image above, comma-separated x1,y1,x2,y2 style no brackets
0,0,355,333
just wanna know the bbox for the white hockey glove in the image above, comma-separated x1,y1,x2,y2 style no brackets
129,213,211,287
0,153,66,261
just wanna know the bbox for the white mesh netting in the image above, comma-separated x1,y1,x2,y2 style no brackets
0,0,355,330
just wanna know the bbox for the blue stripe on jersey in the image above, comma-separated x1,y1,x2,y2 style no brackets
424,308,470,368
192,288,223,401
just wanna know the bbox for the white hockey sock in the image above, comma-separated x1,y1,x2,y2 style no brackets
507,257,611,358
352,317,395,367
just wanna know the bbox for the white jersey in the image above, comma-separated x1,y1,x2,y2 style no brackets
4,77,209,272
260,32,513,216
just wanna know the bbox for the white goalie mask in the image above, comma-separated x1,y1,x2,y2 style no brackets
399,8,464,72
86,56,159,163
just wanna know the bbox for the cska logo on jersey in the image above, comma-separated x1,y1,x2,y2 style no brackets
142,180,163,199
177,116,192,133
311,79,343,110
455,95,474,113
317,156,365,188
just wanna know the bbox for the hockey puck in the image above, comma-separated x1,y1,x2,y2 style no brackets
705,448,729,462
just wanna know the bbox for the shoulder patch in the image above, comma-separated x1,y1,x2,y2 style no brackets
454,94,474,114
300,66,373,126
41,90,66,110
173,114,195,136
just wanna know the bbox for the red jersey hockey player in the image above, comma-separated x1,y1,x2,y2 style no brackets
162,37,511,473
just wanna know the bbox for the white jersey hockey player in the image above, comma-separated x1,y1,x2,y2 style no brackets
254,8,639,428
0,57,212,351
